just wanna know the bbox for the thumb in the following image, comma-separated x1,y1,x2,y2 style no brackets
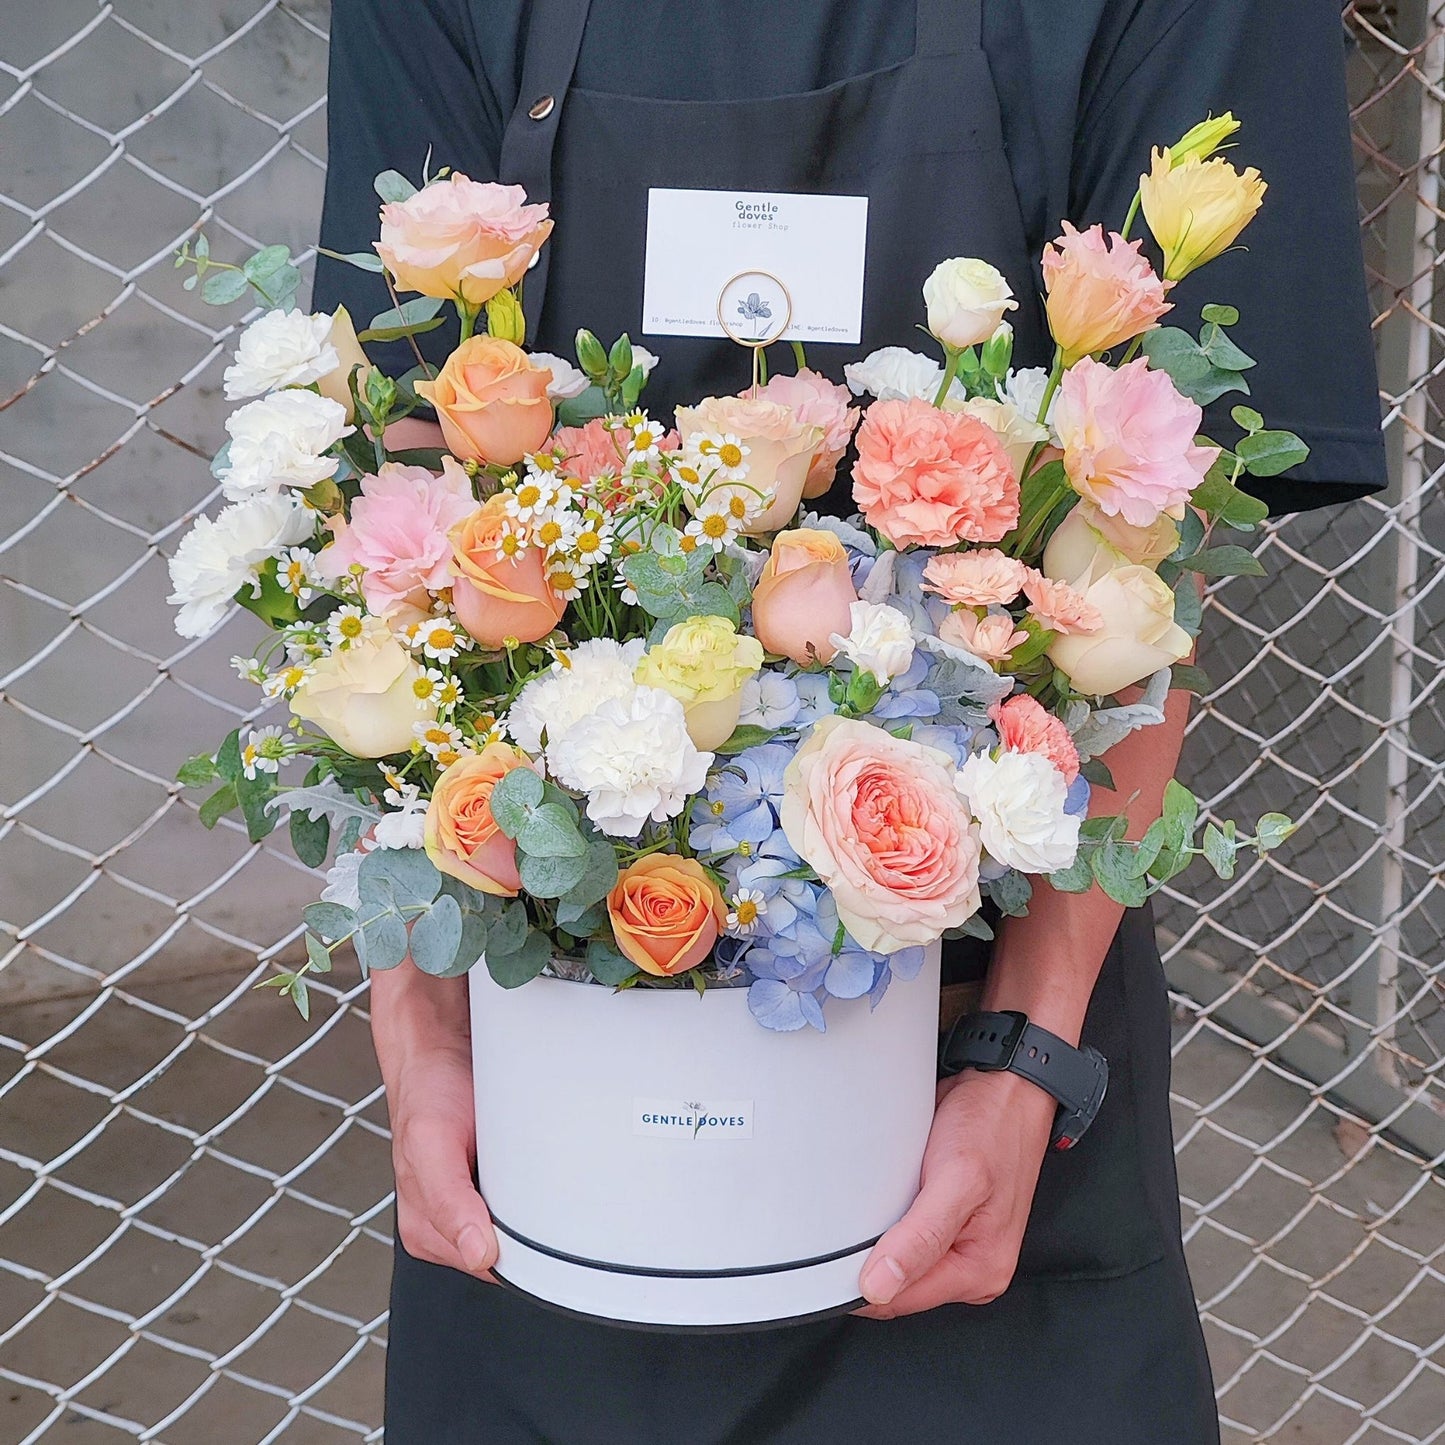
859,1160,987,1306
432,1177,499,1275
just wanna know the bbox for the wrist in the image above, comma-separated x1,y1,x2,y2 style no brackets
943,1064,1057,1134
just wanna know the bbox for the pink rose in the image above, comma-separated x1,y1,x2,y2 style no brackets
317,459,476,616
1042,222,1172,365
750,528,859,665
415,336,555,466
851,397,1019,548
938,608,1029,664
989,694,1080,784
674,395,823,534
922,549,1030,607
1053,357,1219,527
780,715,982,954
376,176,552,306
756,368,860,500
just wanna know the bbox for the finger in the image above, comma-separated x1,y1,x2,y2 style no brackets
403,1120,500,1277
398,1209,500,1283
858,1159,990,1307
855,1241,1012,1319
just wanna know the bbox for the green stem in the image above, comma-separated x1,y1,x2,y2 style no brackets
1120,190,1142,242
1119,335,1144,365
931,346,961,408
756,346,769,386
791,340,809,373
457,300,479,344
1017,351,1065,485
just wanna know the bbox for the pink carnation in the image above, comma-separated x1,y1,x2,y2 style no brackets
938,608,1028,664
989,694,1081,785
1053,357,1219,528
852,397,1019,547
923,549,1030,607
1042,222,1171,364
757,367,860,498
1023,572,1104,635
553,418,627,485
317,459,475,616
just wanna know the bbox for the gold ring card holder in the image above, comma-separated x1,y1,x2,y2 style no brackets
717,269,793,394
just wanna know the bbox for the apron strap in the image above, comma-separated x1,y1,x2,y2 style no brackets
915,0,982,58
498,0,594,334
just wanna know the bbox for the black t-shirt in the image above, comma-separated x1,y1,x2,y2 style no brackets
315,0,1388,516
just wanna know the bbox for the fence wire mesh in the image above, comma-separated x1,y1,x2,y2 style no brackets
0,3,1440,1441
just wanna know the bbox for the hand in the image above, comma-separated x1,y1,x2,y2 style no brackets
388,1041,499,1281
854,1068,1056,1319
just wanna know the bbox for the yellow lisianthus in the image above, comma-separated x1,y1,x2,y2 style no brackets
1139,146,1267,282
1167,112,1240,166
635,616,764,751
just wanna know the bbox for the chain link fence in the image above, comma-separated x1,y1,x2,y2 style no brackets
0,4,1440,1441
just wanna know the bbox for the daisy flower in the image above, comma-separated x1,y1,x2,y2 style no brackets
624,411,664,463
262,660,312,699
684,500,740,550
414,616,472,664
726,888,767,937
326,604,368,651
410,667,449,710
231,655,266,684
548,562,589,601
277,546,321,605
612,571,639,606
241,725,293,781
413,719,469,764
571,519,613,569
532,507,578,555
504,475,556,523
688,432,750,484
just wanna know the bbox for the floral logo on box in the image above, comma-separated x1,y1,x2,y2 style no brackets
633,1098,754,1140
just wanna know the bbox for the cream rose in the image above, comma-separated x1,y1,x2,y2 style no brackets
290,632,435,757
1044,500,1182,578
922,257,1018,351
634,616,764,751
780,715,982,954
674,395,823,534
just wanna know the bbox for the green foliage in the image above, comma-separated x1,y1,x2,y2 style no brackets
409,893,464,976
374,169,418,203
1190,457,1270,531
198,781,238,828
486,929,551,987
360,296,446,344
1175,544,1266,578
715,725,776,755
488,767,546,838
1141,321,1254,406
985,871,1033,917
1255,812,1297,853
177,753,219,787
303,901,356,942
586,938,640,986
1236,429,1309,478
621,551,740,627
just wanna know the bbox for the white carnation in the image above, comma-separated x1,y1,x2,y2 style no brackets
529,351,591,401
829,601,916,683
632,345,660,378
167,493,316,638
223,309,341,400
505,638,645,754
843,346,962,405
1001,366,1059,440
955,750,1080,874
547,686,711,837
220,389,352,500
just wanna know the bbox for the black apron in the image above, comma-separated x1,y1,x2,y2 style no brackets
386,2,1219,1438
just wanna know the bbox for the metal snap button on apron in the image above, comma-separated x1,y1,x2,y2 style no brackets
528,94,556,121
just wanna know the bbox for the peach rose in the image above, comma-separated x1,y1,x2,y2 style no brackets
449,496,567,646
750,528,859,665
376,175,552,306
851,397,1019,548
675,395,823,534
756,368,860,500
415,336,554,466
989,694,1081,784
606,854,727,977
423,743,537,896
1041,222,1172,365
780,715,982,954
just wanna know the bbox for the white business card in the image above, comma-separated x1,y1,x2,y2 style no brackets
642,188,868,345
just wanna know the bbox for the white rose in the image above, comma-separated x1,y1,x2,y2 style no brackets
546,685,711,838
844,346,962,404
923,258,1018,351
632,345,660,378
505,638,646,754
1043,502,1181,579
220,390,352,501
166,493,316,638
529,351,591,401
1001,366,1059,439
957,396,1049,480
955,749,1080,873
290,631,436,758
829,601,916,683
223,309,341,400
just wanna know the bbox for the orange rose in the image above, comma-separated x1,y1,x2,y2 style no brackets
449,497,567,646
606,854,727,978
424,743,537,896
415,336,553,466
750,528,859,665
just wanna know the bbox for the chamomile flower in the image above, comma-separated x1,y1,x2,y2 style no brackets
669,458,707,496
505,476,556,523
533,508,578,555
524,449,563,480
277,546,321,605
262,660,313,699
705,483,769,528
612,571,639,606
684,501,740,550
547,562,589,601
570,519,613,569
688,432,750,484
327,604,369,650
284,623,327,661
624,410,664,463
434,673,464,710
241,725,293,781
413,719,469,764
231,655,266,684
410,667,450,710
414,616,471,664
726,888,767,937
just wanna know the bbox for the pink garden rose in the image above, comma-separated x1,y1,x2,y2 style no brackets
317,458,475,616
1053,357,1219,527
1042,222,1172,365
376,176,552,306
757,367,860,499
851,397,1019,547
922,549,1030,607
780,715,982,954
989,694,1081,784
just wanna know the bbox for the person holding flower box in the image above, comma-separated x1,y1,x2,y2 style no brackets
285,2,1389,1441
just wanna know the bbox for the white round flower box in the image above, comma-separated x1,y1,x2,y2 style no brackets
468,944,941,1330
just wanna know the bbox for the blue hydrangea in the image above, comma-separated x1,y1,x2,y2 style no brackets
688,743,792,856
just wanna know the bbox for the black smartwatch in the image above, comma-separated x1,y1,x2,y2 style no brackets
938,1010,1108,1152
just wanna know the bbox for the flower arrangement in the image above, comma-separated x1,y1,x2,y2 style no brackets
172,119,1296,1031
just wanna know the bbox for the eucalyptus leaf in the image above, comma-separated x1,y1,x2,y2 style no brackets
198,782,238,828
1128,819,1168,878
409,894,464,976
1046,854,1095,894
374,168,418,203
1177,544,1266,578
358,910,410,971
1173,572,1203,637
486,929,551,987
517,801,586,859
1169,663,1213,696
304,901,357,942
984,871,1032,917
1091,843,1148,906
586,939,640,986
1202,822,1238,879
318,246,386,273
201,270,249,306
518,848,589,898
485,900,530,956
366,296,444,333
1236,429,1309,478
1255,812,1297,853
488,767,544,838
714,725,777,755
305,933,333,974
555,838,619,914
288,976,311,1021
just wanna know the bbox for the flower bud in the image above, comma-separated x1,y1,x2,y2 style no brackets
1168,112,1241,166
575,328,609,380
484,288,526,346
